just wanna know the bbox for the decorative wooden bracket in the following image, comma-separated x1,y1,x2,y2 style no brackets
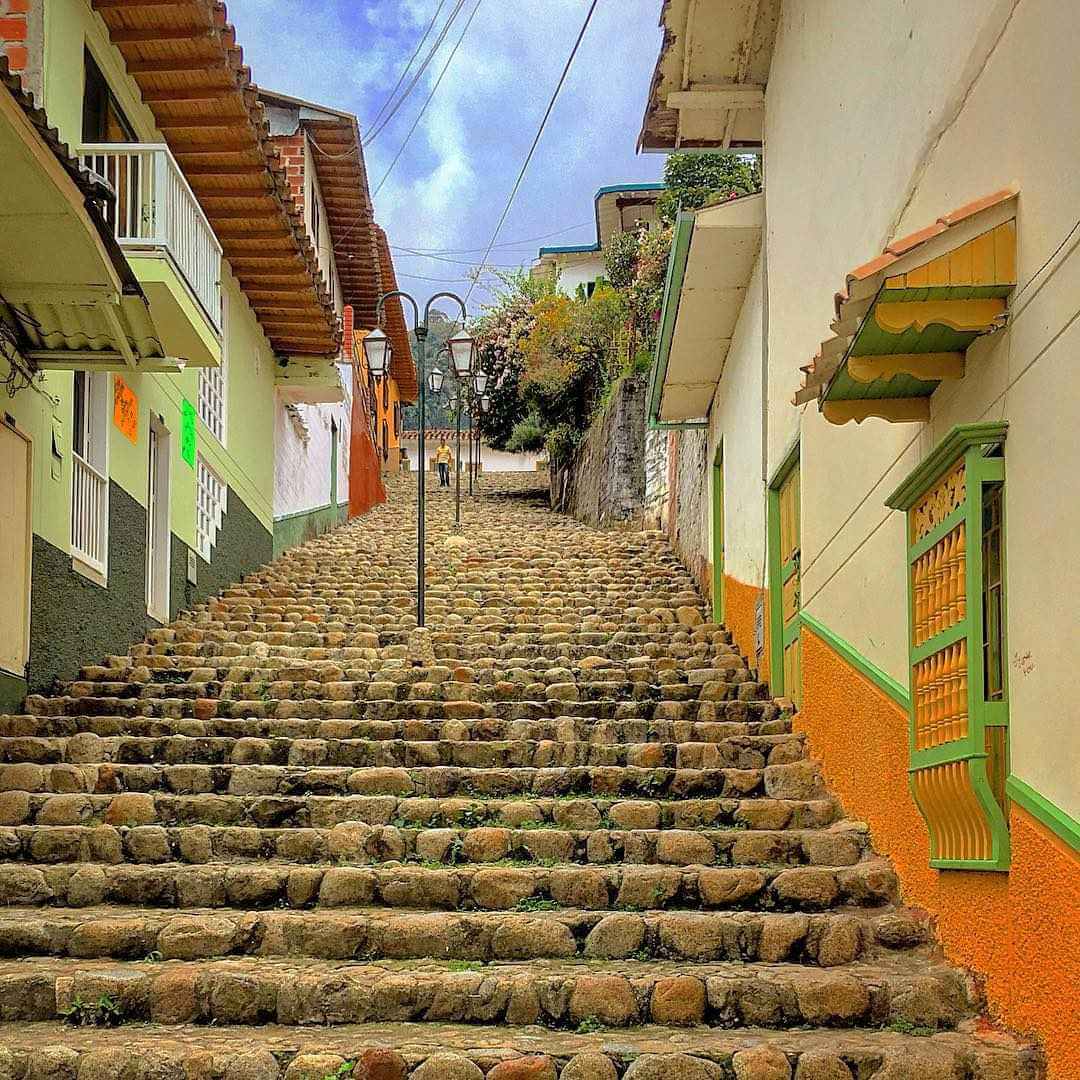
847,352,965,384
822,398,931,425
874,299,1007,335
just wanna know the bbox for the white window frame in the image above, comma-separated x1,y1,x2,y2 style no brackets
70,370,111,583
198,291,227,446
195,453,227,562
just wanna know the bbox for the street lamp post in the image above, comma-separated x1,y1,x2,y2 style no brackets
363,292,475,628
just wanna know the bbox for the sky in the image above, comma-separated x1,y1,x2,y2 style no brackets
225,0,667,316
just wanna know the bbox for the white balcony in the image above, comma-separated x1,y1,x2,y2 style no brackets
79,143,223,367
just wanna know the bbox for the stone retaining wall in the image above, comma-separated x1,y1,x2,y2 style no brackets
551,377,646,528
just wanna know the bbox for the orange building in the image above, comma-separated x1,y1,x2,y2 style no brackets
368,225,417,474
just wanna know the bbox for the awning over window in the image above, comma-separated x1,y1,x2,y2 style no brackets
649,193,763,427
795,187,1018,424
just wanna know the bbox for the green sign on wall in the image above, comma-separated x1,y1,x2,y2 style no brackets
181,399,197,467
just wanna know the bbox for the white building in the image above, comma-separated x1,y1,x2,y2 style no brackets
532,183,664,297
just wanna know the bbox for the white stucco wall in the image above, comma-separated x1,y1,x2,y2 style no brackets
762,0,1080,815
402,441,541,474
273,375,351,520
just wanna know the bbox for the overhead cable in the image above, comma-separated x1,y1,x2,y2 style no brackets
465,0,601,305
367,0,450,131
366,0,470,144
372,0,484,198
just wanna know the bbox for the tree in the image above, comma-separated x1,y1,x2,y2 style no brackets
402,310,455,430
656,152,761,224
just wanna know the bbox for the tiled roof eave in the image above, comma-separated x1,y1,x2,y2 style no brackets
793,186,1020,411
91,0,341,357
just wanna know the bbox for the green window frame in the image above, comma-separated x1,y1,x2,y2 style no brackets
767,440,801,701
886,422,1010,870
711,442,724,624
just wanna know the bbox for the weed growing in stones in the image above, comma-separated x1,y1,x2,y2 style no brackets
61,994,125,1027
886,1018,937,1037
514,896,560,912
576,1015,605,1034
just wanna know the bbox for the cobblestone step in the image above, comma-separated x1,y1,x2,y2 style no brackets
1,791,839,830
0,711,792,742
0,859,900,912
0,761,829,800
0,821,870,868
0,733,807,770
0,905,928,965
0,955,975,1031
0,1020,1041,1080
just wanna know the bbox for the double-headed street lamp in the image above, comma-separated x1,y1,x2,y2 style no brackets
363,291,475,628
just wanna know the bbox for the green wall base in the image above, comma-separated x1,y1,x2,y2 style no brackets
273,501,348,558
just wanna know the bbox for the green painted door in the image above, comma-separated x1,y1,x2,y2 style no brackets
711,450,724,624
330,419,339,510
779,465,802,706
768,446,802,705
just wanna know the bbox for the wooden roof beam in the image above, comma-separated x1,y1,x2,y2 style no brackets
109,26,217,44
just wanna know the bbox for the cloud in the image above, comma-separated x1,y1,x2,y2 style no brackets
224,0,666,307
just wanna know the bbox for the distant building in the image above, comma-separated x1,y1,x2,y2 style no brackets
401,430,542,475
531,183,664,297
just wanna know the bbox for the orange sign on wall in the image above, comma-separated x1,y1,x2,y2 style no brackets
113,375,139,444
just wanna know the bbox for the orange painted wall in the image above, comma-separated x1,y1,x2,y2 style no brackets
723,574,766,682
799,626,1079,1079
375,377,404,468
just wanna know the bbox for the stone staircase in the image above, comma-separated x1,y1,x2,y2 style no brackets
0,473,1041,1080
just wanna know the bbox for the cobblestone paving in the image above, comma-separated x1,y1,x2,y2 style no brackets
0,474,1042,1079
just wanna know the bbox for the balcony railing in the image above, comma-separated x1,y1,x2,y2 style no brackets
71,451,108,574
79,143,223,333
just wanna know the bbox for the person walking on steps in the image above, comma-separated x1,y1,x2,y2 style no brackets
435,438,452,488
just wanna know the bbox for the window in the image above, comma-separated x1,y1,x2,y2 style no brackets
381,420,389,461
82,50,135,143
70,372,110,575
393,401,402,439
196,454,227,561
198,296,227,444
887,423,1010,871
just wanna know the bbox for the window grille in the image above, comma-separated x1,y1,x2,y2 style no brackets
886,423,1010,870
196,454,227,561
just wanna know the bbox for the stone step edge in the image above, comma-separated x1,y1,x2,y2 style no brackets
0,1021,1043,1080
0,955,977,1031
0,903,929,965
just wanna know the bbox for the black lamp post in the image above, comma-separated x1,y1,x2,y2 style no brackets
363,292,474,628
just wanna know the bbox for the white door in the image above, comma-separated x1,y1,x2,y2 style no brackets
146,419,171,621
0,420,32,676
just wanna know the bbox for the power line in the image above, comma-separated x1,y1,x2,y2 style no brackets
367,0,450,131
366,0,469,144
393,250,532,269
465,0,601,305
390,221,593,255
372,0,483,198
396,268,498,284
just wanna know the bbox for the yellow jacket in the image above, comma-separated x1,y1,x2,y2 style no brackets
435,445,453,465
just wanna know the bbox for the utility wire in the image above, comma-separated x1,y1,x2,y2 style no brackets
367,0,450,131
390,221,592,255
366,0,469,144
372,0,483,198
465,0,601,305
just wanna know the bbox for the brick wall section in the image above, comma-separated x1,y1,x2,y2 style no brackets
0,0,31,74
271,133,306,215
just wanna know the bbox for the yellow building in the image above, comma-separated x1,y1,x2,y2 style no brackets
642,2,1079,1076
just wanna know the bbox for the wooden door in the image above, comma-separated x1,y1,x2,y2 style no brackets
778,464,801,705
0,421,31,676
